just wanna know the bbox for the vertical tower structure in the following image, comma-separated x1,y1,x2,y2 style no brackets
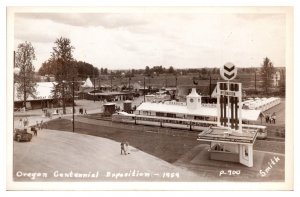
186,88,202,110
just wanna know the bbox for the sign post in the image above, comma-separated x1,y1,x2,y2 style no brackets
218,63,242,132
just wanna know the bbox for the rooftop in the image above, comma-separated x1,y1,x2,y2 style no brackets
136,102,261,121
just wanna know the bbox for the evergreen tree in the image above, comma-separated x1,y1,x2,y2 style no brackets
261,57,275,94
15,41,37,109
50,37,76,114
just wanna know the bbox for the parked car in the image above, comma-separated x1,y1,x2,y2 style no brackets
14,129,32,142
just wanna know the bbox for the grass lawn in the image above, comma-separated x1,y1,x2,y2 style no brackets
47,119,205,163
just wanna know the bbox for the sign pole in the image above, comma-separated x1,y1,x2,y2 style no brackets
227,80,230,130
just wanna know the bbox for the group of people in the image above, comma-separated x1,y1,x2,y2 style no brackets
31,120,47,136
18,118,47,137
264,112,277,124
120,141,130,155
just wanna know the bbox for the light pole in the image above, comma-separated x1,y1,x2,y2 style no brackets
110,73,113,92
143,76,146,102
62,80,66,114
93,76,96,102
72,77,75,132
254,71,257,93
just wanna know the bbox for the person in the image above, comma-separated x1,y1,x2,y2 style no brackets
23,117,28,128
36,121,40,130
40,120,43,130
121,141,127,155
269,116,273,124
272,112,277,124
19,118,23,128
84,109,87,115
265,113,270,123
125,141,130,154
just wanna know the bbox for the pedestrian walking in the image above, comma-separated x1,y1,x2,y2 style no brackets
272,112,276,124
121,141,127,155
84,109,87,115
19,118,23,128
125,141,130,154
36,121,40,130
40,120,43,130
23,118,28,128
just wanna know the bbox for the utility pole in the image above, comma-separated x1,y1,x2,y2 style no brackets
144,77,146,102
209,75,212,99
254,71,257,93
129,76,131,92
110,74,113,92
93,77,96,102
98,77,101,92
72,77,75,132
62,80,66,114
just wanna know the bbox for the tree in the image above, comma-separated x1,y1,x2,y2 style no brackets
261,57,275,94
279,68,285,96
50,37,76,114
15,41,37,109
168,66,175,74
145,66,151,76
103,68,108,75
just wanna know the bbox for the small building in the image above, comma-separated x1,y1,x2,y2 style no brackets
135,88,260,122
123,100,132,113
272,71,281,87
103,103,116,116
14,82,57,110
177,84,217,103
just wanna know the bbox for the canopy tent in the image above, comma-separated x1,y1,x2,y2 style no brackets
81,77,94,88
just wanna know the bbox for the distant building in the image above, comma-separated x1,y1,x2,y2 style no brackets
272,71,281,87
176,84,217,103
136,88,260,122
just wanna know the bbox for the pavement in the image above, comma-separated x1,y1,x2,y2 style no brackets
13,129,202,182
174,144,285,181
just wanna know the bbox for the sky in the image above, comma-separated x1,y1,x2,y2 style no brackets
14,10,287,71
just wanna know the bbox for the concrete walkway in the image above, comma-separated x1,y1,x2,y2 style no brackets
174,144,285,181
13,129,202,182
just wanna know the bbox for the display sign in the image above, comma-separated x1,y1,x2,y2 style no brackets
220,90,237,97
220,62,237,80
197,135,255,144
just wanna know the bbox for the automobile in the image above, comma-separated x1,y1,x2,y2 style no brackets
14,129,32,142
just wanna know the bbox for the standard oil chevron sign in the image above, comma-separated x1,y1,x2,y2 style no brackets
220,62,237,80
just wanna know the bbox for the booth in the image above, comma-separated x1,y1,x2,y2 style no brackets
196,63,262,167
198,126,258,167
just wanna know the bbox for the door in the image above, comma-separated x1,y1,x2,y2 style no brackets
239,144,253,167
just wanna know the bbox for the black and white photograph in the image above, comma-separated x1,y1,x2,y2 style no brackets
5,5,294,191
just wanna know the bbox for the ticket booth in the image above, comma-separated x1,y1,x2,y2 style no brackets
198,126,258,167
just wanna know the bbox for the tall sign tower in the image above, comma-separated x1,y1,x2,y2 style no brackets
217,62,242,132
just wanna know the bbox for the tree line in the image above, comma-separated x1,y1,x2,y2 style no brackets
14,36,282,111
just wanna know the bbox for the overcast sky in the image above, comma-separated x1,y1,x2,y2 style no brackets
14,12,286,70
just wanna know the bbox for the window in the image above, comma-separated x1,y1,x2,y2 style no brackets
190,98,194,103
